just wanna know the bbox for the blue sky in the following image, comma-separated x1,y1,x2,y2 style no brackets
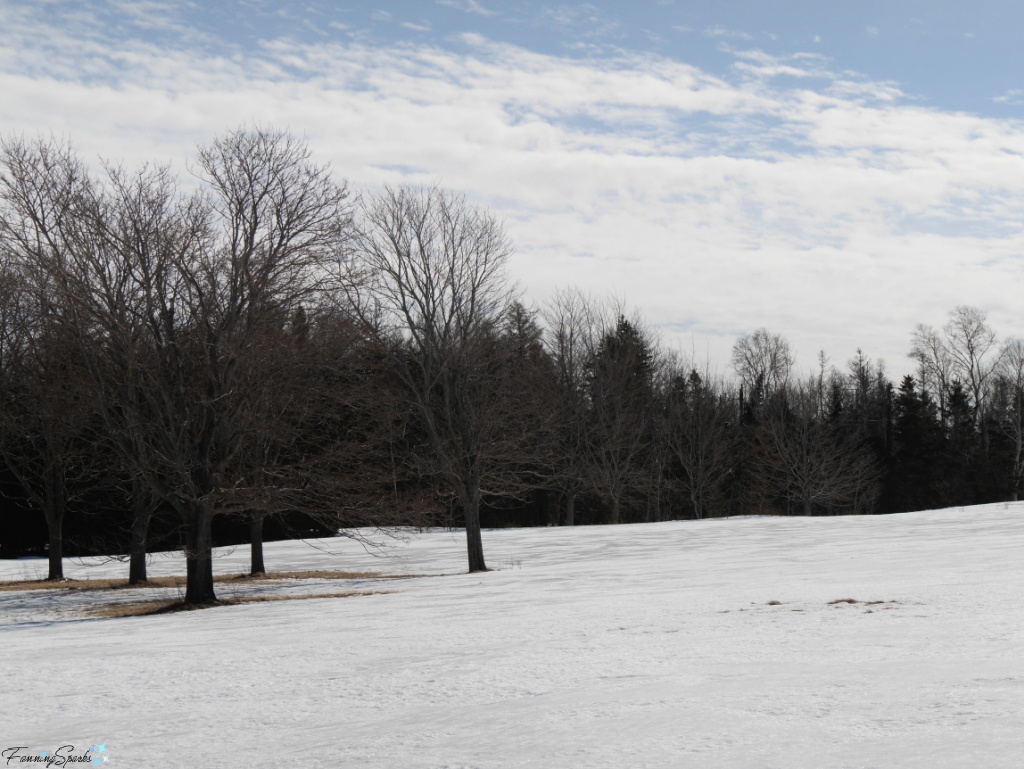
3,0,1024,375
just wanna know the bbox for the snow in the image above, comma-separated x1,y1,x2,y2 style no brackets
2,504,1023,767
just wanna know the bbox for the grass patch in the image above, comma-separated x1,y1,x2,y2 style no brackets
86,590,395,618
0,576,190,592
0,569,433,593
228,570,387,581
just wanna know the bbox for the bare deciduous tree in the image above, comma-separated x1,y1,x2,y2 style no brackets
664,361,735,519
353,185,519,572
909,323,953,424
541,287,596,526
0,262,98,579
731,328,794,413
754,380,879,516
911,308,1003,429
943,305,1001,425
1,129,351,603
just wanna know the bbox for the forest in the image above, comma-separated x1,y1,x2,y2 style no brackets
0,128,1021,604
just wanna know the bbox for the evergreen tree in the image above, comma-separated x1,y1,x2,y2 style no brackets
889,376,946,512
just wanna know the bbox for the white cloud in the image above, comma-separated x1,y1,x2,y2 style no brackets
732,49,834,81
703,25,753,41
993,89,1024,105
539,4,620,39
401,21,431,32
437,0,497,16
866,26,880,37
2,13,1024,373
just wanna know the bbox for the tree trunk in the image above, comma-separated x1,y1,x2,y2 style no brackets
44,479,64,581
564,492,575,527
250,512,266,576
803,497,812,516
1013,446,1023,503
463,482,487,573
652,475,662,522
545,491,558,526
46,515,63,581
128,507,150,585
184,505,216,604
610,495,620,525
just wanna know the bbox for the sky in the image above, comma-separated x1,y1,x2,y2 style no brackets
3,1,1024,377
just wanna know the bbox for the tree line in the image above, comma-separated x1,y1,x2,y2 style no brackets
0,129,1020,604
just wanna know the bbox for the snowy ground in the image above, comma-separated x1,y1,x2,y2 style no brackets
2,504,1023,768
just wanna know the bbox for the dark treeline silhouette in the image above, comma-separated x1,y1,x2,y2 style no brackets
1,129,1021,602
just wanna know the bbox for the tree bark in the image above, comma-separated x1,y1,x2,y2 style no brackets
46,515,63,581
184,505,216,604
463,481,487,572
610,495,620,525
564,492,575,527
654,484,662,522
250,512,266,576
128,507,150,585
44,476,65,581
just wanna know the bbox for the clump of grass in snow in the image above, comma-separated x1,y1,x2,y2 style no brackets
0,569,433,593
86,590,396,618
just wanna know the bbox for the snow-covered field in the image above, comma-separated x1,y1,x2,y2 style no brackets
2,504,1023,768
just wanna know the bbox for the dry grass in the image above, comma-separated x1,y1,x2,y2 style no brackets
0,576,188,592
86,589,395,618
828,598,900,606
223,569,388,582
0,569,431,594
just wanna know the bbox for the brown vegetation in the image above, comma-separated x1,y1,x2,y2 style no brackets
827,598,900,606
0,569,438,593
86,590,394,618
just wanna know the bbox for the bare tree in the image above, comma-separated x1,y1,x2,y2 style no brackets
664,360,735,519
754,380,879,516
943,305,1001,425
1,129,352,603
541,288,596,526
911,308,1002,429
731,328,794,413
0,261,98,579
236,305,434,576
909,323,953,424
353,185,520,572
